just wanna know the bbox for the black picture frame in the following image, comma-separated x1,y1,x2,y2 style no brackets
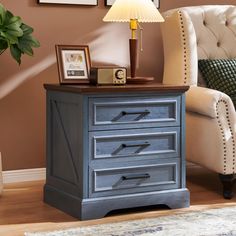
38,0,97,5
105,0,160,8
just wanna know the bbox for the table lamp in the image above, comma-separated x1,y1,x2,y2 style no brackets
103,0,164,83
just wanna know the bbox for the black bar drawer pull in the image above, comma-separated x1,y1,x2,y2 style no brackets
122,173,150,181
122,143,150,148
122,110,150,116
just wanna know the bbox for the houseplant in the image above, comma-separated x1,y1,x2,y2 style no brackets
0,3,40,64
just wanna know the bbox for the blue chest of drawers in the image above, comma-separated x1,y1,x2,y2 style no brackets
44,83,190,220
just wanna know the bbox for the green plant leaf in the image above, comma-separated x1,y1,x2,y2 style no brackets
10,44,21,65
4,10,14,25
7,28,22,36
6,23,23,36
19,33,40,47
0,31,18,44
18,43,33,56
7,15,21,25
5,16,22,28
21,34,40,48
30,37,40,48
0,38,8,50
18,35,34,56
21,23,33,35
0,4,40,64
0,4,6,25
24,46,33,56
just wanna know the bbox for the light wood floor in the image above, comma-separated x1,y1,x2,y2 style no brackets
1,165,236,236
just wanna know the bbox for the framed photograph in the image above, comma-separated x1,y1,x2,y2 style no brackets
105,0,160,8
38,0,97,5
105,0,115,5
153,0,160,9
55,45,91,84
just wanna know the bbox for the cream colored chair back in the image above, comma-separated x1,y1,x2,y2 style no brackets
161,5,236,86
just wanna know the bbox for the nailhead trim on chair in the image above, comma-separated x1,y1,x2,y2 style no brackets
178,10,188,85
216,100,236,174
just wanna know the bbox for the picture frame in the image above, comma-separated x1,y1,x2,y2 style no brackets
105,0,114,5
105,0,160,8
38,0,97,6
153,0,160,9
55,45,91,84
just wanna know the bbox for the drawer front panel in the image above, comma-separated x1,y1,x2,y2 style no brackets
89,96,181,130
89,127,180,161
89,159,180,197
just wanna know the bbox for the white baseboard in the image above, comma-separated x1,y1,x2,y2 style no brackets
3,168,46,184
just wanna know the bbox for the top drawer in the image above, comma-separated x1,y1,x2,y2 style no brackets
89,95,181,131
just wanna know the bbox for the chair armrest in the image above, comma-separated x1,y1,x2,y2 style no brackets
186,86,236,175
186,86,235,118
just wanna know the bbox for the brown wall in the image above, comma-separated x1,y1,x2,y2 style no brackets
0,0,235,171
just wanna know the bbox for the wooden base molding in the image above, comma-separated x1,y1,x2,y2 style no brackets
3,168,46,184
44,184,190,220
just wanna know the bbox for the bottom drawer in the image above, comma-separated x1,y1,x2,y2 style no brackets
89,159,180,197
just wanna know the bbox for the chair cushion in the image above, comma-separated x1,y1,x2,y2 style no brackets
198,59,236,108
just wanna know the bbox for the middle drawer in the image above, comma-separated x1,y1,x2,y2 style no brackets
89,127,180,162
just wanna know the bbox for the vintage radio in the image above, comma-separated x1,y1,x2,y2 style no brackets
90,67,127,85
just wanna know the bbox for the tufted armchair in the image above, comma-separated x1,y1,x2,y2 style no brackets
161,5,236,199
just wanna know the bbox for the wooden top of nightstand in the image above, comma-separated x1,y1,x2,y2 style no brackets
44,83,189,94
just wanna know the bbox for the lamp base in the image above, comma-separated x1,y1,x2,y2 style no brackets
127,77,154,84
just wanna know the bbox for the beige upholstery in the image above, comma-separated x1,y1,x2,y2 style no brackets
0,153,2,195
161,5,236,175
